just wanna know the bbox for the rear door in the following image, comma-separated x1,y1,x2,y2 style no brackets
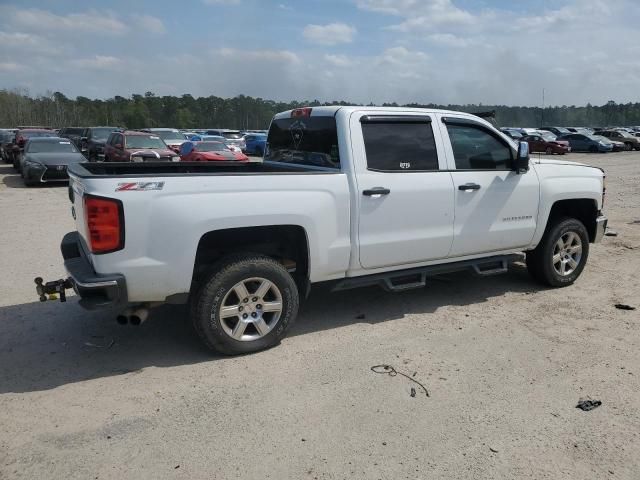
352,113,455,269
439,115,539,257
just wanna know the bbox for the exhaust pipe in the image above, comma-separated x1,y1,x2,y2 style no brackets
129,307,149,326
116,308,132,325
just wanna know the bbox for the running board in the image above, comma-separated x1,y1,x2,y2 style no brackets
333,254,523,293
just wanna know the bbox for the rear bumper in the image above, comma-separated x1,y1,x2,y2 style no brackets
593,215,608,243
61,232,127,309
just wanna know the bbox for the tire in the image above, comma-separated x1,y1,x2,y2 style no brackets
526,217,590,287
624,142,633,151
545,147,553,155
255,146,264,157
589,145,598,153
191,254,299,355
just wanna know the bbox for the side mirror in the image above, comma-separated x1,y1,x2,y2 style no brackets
114,144,123,150
514,141,530,174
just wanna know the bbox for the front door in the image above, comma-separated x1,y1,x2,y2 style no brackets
353,113,455,270
439,115,540,257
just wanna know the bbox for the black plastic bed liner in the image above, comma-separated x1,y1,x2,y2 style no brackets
68,161,339,178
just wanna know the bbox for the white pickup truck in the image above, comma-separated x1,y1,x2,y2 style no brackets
37,107,607,354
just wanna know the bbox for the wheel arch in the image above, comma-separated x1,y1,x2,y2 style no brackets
546,198,599,242
191,225,310,295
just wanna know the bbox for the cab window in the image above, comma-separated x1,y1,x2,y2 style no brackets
362,121,439,172
446,123,513,170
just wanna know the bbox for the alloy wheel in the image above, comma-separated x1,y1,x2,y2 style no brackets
216,277,283,342
552,232,583,276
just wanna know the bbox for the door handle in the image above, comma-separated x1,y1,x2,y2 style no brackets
363,187,391,196
458,183,481,191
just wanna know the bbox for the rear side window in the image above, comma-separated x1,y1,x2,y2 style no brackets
362,121,439,172
266,116,340,169
446,123,512,170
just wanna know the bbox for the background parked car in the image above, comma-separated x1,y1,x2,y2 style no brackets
21,137,85,186
597,130,640,150
202,129,246,151
179,141,249,162
522,132,571,155
243,133,267,156
58,127,86,148
593,135,625,152
142,128,186,153
0,130,16,163
80,126,120,160
12,129,57,171
540,126,572,137
559,133,613,153
190,134,243,153
103,130,179,162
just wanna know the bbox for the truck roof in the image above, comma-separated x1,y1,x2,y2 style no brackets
273,106,486,120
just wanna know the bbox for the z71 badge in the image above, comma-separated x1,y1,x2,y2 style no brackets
116,182,165,192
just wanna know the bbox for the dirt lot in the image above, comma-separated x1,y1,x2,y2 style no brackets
0,153,638,479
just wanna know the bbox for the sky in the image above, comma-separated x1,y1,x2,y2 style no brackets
0,0,638,106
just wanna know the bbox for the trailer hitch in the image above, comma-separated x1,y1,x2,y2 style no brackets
34,277,73,302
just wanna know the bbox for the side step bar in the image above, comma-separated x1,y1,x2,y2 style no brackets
333,254,523,293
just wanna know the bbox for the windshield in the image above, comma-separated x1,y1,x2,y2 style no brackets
266,116,340,169
27,140,78,153
223,132,243,139
22,131,56,139
591,135,609,142
618,131,633,138
91,128,117,142
125,135,167,149
541,132,557,141
154,130,185,142
195,142,228,152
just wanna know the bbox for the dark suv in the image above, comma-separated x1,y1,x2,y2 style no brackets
103,130,178,162
80,127,120,160
58,127,86,149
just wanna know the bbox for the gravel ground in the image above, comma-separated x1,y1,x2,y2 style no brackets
0,153,638,479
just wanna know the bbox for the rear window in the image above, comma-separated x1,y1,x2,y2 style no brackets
63,128,84,135
222,132,243,140
266,116,340,169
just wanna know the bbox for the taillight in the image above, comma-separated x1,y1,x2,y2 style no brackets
84,195,124,254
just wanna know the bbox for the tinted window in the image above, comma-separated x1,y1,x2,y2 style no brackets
266,116,340,169
447,123,512,170
91,128,117,142
27,140,78,153
362,121,438,171
125,135,166,149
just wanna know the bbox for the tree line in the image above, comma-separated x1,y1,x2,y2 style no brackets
1,88,638,129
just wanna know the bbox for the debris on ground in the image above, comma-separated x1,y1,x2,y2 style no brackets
84,338,115,349
614,304,636,311
370,364,429,397
576,398,602,411
489,447,499,453
605,228,618,237
410,387,416,397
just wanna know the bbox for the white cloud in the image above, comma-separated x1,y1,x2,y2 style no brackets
357,0,474,29
11,8,128,35
216,48,300,63
303,23,356,46
324,54,350,67
426,33,473,47
0,62,23,72
70,56,123,70
131,14,166,34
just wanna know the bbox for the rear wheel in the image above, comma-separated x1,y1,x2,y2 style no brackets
545,146,553,155
625,142,633,151
191,254,299,355
526,217,590,287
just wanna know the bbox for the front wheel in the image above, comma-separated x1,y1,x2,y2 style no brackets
526,217,590,287
191,254,299,355
545,147,553,155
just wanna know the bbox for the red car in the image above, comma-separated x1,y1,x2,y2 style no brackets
522,132,571,155
180,141,249,162
103,130,178,162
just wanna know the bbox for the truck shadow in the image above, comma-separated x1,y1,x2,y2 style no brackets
0,264,544,394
